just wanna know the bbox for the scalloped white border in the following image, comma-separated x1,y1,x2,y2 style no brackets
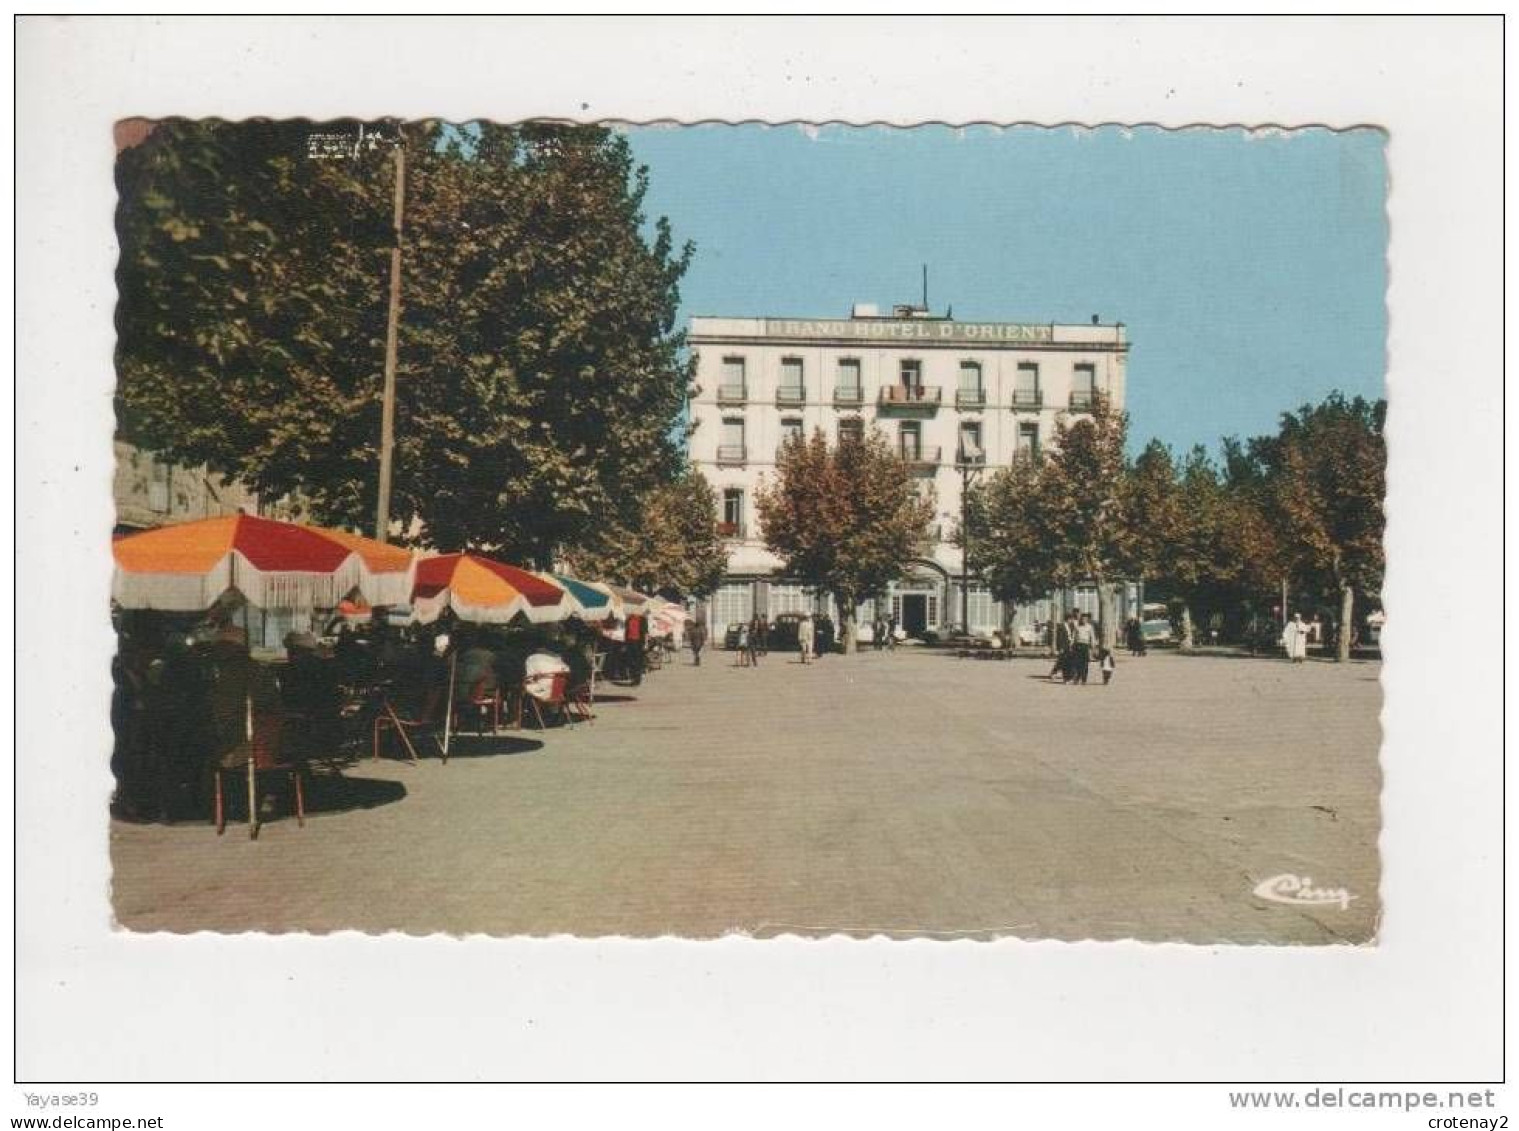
13,15,1503,1086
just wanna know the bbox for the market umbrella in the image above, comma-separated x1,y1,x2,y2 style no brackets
545,572,615,622
411,553,572,626
648,598,690,639
409,553,574,755
112,514,415,838
112,513,414,611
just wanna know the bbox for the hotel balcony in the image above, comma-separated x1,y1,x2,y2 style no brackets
1011,389,1044,411
1068,391,1096,412
954,388,986,409
955,448,987,468
716,444,747,465
833,385,864,406
775,385,806,407
899,445,941,471
716,521,746,540
716,384,747,405
878,385,942,411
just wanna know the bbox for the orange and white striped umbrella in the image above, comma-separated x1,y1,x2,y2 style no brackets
410,553,573,625
112,514,414,611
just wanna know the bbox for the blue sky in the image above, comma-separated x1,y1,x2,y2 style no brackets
622,124,1388,456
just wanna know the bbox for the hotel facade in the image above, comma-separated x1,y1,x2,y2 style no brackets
687,304,1133,640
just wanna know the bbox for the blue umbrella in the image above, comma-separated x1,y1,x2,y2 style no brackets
547,572,615,621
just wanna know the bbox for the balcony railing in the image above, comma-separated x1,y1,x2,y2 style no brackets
716,384,747,404
899,445,941,468
1011,389,1043,410
955,388,986,408
1068,391,1096,411
833,385,864,405
716,521,746,539
716,444,747,465
879,385,942,407
956,448,987,467
775,385,805,406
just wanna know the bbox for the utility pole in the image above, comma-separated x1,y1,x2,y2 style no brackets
375,137,405,543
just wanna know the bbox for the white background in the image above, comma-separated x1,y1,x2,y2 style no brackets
9,12,1507,1111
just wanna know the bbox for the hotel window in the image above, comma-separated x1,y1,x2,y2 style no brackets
899,421,923,460
722,488,745,534
719,417,746,463
1071,363,1096,409
1017,421,1040,460
779,357,805,401
779,416,804,453
957,360,984,405
835,358,862,401
899,359,922,392
720,356,747,399
838,417,864,445
959,421,984,464
1014,362,1041,408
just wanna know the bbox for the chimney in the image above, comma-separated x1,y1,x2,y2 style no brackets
1091,314,1100,325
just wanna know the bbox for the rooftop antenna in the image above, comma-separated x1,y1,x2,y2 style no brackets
922,264,928,311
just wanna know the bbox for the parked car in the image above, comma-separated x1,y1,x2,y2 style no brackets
1017,622,1047,647
767,612,804,651
1141,618,1173,643
723,622,745,650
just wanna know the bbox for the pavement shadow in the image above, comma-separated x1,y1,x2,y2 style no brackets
436,734,546,760
302,769,409,815
590,693,639,703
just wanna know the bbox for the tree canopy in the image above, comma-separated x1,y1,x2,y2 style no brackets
755,428,934,651
562,469,727,600
115,118,694,566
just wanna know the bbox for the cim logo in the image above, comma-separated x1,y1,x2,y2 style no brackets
1253,873,1356,911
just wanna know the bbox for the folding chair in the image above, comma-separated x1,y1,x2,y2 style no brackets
522,672,569,729
373,686,445,764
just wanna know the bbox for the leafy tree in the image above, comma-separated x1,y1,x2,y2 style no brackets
962,452,1058,621
755,428,934,653
563,469,727,600
1039,397,1134,647
1247,394,1386,660
115,118,694,566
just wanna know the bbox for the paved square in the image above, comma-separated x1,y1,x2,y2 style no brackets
111,648,1382,943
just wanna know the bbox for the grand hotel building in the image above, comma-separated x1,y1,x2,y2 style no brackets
687,304,1131,639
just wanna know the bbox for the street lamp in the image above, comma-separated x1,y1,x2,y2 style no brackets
958,452,983,636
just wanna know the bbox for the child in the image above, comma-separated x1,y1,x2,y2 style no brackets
1099,646,1116,685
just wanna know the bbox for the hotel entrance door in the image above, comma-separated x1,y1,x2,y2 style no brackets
900,594,928,638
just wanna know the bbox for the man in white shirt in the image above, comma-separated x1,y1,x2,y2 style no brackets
1071,613,1097,684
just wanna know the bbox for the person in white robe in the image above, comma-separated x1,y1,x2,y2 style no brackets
1281,613,1310,663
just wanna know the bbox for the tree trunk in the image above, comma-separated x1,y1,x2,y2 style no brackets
837,592,856,654
1180,604,1195,651
1097,581,1118,651
1338,584,1354,662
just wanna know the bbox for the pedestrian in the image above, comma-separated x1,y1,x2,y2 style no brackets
1281,612,1310,664
746,614,763,668
798,612,815,664
1125,617,1142,657
1071,613,1096,684
687,618,707,666
887,615,899,651
1099,645,1117,685
873,618,885,651
625,611,646,685
816,614,834,657
1050,610,1076,681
